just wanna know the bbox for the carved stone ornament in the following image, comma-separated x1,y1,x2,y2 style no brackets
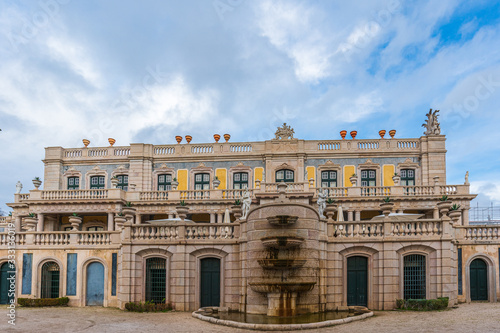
274,123,295,140
422,109,441,136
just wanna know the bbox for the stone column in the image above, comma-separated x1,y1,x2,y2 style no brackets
135,214,141,224
168,213,174,219
433,207,439,219
354,210,361,221
108,212,115,231
210,213,216,223
347,210,353,222
37,213,44,231
461,208,469,226
15,216,21,232
217,213,223,223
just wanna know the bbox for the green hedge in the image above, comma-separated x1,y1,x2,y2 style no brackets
125,301,173,313
396,297,449,311
18,297,69,307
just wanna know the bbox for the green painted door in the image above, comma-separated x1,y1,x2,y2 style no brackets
0,263,15,304
200,258,220,307
347,256,368,306
470,259,488,301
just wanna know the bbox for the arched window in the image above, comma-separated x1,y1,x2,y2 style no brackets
158,174,172,191
233,172,248,189
145,258,166,303
194,173,210,190
321,171,337,187
403,254,426,299
67,176,80,190
276,169,294,183
41,262,60,299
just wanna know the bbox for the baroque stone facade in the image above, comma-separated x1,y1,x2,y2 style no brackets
0,118,498,314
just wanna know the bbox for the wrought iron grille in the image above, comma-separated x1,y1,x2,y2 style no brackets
145,258,166,304
404,254,426,299
41,262,60,299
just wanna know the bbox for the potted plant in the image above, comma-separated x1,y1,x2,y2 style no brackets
212,176,221,189
24,213,38,231
32,177,42,190
231,200,242,219
176,200,189,220
110,176,119,188
449,204,462,224
114,211,127,229
349,173,358,186
68,213,82,231
122,202,136,216
392,172,401,186
380,197,394,216
171,177,179,190
437,195,452,216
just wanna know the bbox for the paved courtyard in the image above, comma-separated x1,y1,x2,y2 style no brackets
1,303,499,332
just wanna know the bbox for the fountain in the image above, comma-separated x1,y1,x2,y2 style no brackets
193,183,372,330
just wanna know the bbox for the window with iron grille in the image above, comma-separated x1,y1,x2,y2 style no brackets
404,254,426,299
145,258,166,304
67,177,79,190
276,169,294,183
321,171,337,187
233,172,248,189
361,169,376,187
41,262,60,299
116,175,128,191
400,169,415,186
194,173,210,190
90,176,105,189
158,174,172,191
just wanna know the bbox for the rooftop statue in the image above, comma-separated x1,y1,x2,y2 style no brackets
422,109,441,136
274,123,295,140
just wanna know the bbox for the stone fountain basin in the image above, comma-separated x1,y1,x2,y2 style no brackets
261,236,304,249
249,280,316,293
266,215,299,225
257,258,307,269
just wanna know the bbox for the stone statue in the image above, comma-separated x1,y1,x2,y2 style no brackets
317,188,327,219
242,189,252,219
15,181,22,194
422,109,441,135
465,171,469,185
304,169,308,181
274,123,295,140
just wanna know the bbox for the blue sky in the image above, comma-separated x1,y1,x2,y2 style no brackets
1,0,500,213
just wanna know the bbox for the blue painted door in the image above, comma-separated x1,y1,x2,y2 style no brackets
86,262,104,306
347,256,368,306
470,259,488,301
200,258,220,307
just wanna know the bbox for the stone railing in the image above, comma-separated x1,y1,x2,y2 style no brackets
331,220,443,239
264,182,307,192
63,146,130,159
180,190,211,200
0,231,121,247
0,216,11,224
360,186,391,197
41,189,109,200
140,191,169,201
462,226,500,241
222,189,254,200
130,223,238,242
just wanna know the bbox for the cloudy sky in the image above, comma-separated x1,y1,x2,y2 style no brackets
1,0,499,214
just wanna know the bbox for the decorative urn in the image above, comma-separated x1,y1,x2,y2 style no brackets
389,129,396,138
340,130,347,140
214,134,221,142
231,204,242,220
176,204,189,220
350,130,357,139
114,214,127,230
380,201,394,217
32,178,42,190
379,130,386,138
175,136,183,144
82,139,90,147
171,178,179,190
110,177,119,188
223,134,231,142
24,215,38,231
392,174,401,185
212,177,221,189
108,138,116,146
68,214,83,231
185,135,192,144
349,175,358,186
437,200,452,216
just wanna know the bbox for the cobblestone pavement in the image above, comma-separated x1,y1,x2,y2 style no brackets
1,302,499,333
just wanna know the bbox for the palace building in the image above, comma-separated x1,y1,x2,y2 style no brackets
0,111,498,315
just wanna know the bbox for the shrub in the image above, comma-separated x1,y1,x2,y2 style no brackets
18,297,69,307
125,300,173,312
395,297,449,311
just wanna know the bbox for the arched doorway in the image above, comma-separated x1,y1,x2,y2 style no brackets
0,263,15,304
200,258,220,307
347,256,368,306
86,262,105,306
145,257,167,303
470,258,488,301
41,262,60,298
